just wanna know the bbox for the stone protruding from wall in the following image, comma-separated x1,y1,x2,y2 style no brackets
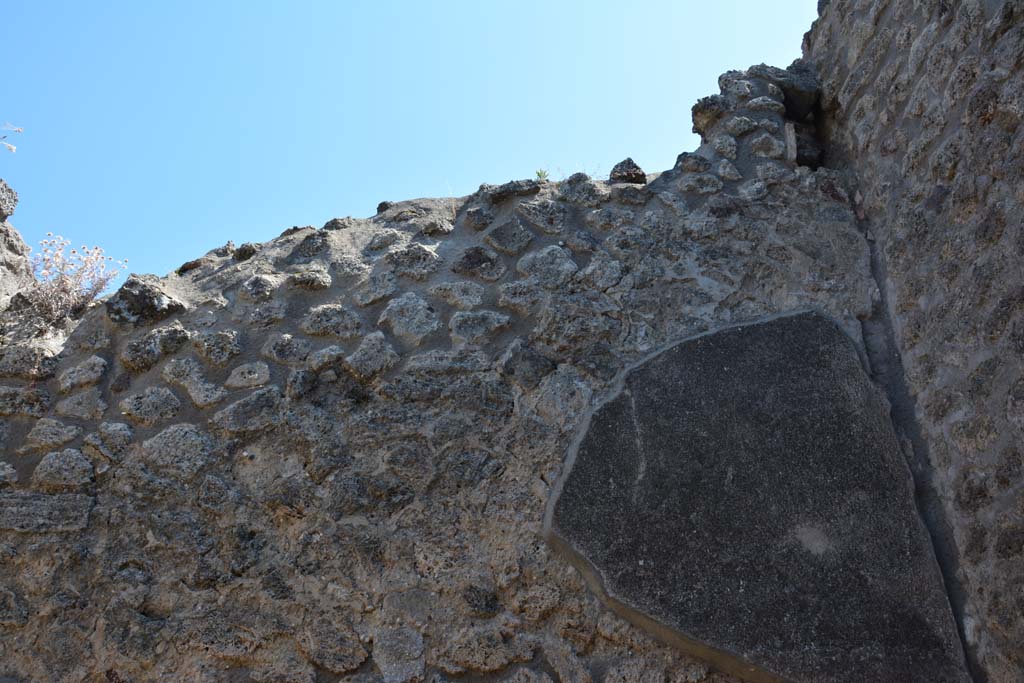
0,179,32,312
548,312,969,683
807,2,1024,679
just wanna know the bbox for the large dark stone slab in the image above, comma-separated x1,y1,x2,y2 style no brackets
546,312,968,683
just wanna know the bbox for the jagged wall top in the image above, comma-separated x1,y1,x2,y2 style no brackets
0,62,892,683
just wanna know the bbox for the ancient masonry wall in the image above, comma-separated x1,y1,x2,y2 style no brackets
806,1,1024,680
0,65,884,682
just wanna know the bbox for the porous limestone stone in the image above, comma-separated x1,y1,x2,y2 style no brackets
23,418,82,452
516,246,578,290
0,491,93,532
141,423,216,480
106,274,187,324
300,303,363,338
449,310,510,347
345,331,400,379
485,217,535,256
31,448,93,492
386,243,440,280
161,358,227,407
55,388,105,420
192,329,241,366
373,627,425,683
57,355,107,393
224,361,271,389
121,322,191,372
355,271,398,306
378,292,440,347
118,386,181,425
451,246,507,281
428,281,484,310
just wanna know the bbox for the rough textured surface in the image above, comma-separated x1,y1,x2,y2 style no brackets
806,2,1024,679
0,5,1011,679
0,57,885,680
548,312,967,683
0,179,32,312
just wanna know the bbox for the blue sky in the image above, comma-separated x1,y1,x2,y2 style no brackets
3,1,817,281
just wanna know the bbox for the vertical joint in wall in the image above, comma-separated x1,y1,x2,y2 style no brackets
856,215,985,683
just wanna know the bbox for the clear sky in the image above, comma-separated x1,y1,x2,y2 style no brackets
3,1,817,282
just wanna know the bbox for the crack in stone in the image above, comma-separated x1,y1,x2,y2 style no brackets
627,389,647,506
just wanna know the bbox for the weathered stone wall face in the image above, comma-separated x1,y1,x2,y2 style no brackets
806,1,1024,679
0,64,900,682
0,179,32,312
4,3,1020,678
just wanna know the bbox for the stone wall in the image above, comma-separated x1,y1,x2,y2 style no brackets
806,1,1024,680
0,179,32,312
0,64,903,682
2,3,1020,678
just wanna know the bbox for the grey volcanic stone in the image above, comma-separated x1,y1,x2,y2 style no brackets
0,179,17,220
451,246,506,282
106,274,187,324
548,312,968,683
609,158,647,184
0,491,93,532
31,448,94,492
0,210,31,310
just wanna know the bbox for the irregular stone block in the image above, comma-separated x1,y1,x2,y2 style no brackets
23,418,82,452
559,172,610,206
0,491,93,532
57,355,107,393
118,386,181,425
448,310,510,347
0,344,57,380
0,178,18,220
225,361,271,389
481,178,543,205
609,158,647,184
515,198,570,235
452,246,507,282
161,358,227,407
517,245,578,289
288,269,332,290
354,271,398,306
142,423,216,480
485,217,534,256
428,281,484,310
106,274,187,324
121,322,191,372
345,331,399,380
261,333,311,365
0,385,50,417
82,422,133,461
296,616,367,674
498,338,556,389
300,303,363,338
31,448,93,492
547,312,969,683
378,293,440,347
192,329,241,367
373,627,425,683
385,243,440,280
750,132,786,159
212,386,282,434
55,388,105,420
